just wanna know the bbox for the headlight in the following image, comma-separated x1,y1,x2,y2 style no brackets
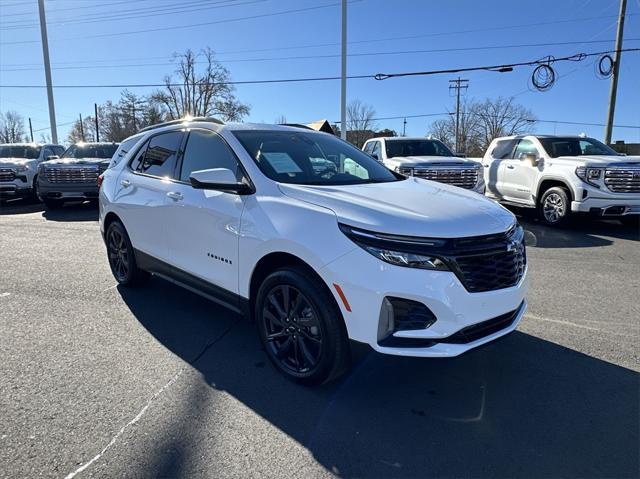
339,224,450,271
575,166,602,187
14,165,29,172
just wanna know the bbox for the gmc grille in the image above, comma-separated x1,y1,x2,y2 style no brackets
604,167,640,193
44,167,99,184
0,168,16,181
400,166,479,189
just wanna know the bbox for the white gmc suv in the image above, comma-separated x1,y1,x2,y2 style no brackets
483,135,640,226
362,137,485,193
100,118,528,384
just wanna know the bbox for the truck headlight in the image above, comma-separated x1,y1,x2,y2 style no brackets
339,224,450,271
575,166,602,187
14,165,29,172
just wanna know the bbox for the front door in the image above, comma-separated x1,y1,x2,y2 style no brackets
502,139,541,204
165,129,247,296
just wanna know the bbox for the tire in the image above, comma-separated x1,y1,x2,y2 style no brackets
105,220,150,287
32,176,41,202
255,266,350,385
43,199,64,209
539,186,571,227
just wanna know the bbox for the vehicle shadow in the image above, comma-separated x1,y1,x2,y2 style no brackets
118,278,639,478
0,197,44,215
41,201,98,222
505,206,639,248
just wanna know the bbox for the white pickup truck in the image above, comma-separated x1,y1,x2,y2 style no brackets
482,135,640,226
362,137,485,193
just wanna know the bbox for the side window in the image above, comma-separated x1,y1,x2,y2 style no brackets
110,136,140,168
514,139,538,158
179,129,243,182
371,141,382,159
363,142,374,154
138,131,183,178
491,139,517,159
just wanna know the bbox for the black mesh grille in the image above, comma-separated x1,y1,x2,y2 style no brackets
451,240,526,293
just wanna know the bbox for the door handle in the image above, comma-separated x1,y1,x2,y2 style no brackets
120,179,131,187
506,164,515,169
167,191,183,201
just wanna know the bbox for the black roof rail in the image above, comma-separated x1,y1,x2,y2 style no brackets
139,117,224,133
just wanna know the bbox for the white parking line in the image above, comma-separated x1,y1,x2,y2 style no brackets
0,292,10,298
525,313,600,332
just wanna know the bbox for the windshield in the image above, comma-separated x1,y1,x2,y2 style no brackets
538,137,619,158
233,130,400,185
385,139,454,158
0,145,41,159
62,144,119,159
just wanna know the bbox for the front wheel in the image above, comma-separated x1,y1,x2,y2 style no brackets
255,266,350,385
539,187,571,227
105,221,150,286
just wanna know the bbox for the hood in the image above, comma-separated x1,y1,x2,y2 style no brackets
278,178,515,238
0,158,35,168
42,157,109,167
553,155,640,166
389,155,478,166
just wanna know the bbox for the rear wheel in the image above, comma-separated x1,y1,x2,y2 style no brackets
539,186,571,227
105,220,150,286
255,266,350,385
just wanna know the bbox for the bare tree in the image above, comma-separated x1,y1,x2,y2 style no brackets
0,110,26,143
151,48,250,122
346,99,377,148
274,115,287,124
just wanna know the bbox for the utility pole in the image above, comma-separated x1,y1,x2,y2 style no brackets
403,118,407,136
340,0,347,140
94,103,100,142
449,77,468,153
604,0,627,144
37,0,58,144
79,114,85,141
28,118,34,143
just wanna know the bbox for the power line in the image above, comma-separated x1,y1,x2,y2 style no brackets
0,1,361,45
3,38,639,72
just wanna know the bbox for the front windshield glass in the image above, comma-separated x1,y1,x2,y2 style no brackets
538,137,619,158
62,144,119,159
233,130,400,185
385,139,454,158
0,145,41,159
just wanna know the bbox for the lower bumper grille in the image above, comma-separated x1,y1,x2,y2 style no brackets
441,301,524,344
0,168,16,181
401,167,479,189
44,167,99,184
605,167,640,193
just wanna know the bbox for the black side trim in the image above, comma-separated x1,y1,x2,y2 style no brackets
134,249,250,316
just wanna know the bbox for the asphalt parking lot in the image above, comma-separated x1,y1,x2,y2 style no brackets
0,198,638,479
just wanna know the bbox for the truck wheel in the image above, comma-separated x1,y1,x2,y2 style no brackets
255,266,350,385
32,176,41,202
105,221,150,287
539,187,571,227
43,199,64,209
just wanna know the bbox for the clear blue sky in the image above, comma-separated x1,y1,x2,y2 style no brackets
1,0,639,144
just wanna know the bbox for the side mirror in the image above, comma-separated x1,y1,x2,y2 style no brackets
46,155,59,161
519,152,540,166
370,153,380,161
189,168,253,195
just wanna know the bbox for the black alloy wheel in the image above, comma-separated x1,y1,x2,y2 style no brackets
105,221,149,286
256,266,350,385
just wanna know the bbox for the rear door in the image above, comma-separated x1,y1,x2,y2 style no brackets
114,130,184,262
483,139,517,198
165,128,247,295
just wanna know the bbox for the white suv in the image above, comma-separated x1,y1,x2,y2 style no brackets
483,135,640,226
362,137,485,193
100,118,528,384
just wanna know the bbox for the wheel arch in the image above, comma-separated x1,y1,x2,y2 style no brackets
536,178,574,205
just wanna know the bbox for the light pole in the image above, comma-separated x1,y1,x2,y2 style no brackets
340,0,347,140
37,0,58,144
604,0,627,144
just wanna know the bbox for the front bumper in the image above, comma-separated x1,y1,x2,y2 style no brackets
571,195,640,216
0,180,32,198
320,246,529,358
37,179,99,201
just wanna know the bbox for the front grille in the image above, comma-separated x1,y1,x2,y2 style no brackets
44,167,99,184
449,227,527,293
401,166,479,189
0,168,16,181
605,167,640,193
441,301,524,344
